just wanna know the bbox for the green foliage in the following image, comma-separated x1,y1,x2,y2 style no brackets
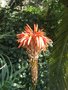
25,6,42,14
0,0,68,90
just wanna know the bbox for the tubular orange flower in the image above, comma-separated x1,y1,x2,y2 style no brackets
16,24,53,86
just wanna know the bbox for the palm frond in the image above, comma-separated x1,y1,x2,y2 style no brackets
49,6,68,90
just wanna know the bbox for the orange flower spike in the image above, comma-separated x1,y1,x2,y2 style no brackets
17,24,53,51
16,24,53,87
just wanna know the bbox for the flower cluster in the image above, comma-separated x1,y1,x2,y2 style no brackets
17,24,52,58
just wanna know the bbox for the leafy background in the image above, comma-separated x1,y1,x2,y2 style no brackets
0,0,68,90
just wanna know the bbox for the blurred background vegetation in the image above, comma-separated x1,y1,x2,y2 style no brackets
0,0,68,90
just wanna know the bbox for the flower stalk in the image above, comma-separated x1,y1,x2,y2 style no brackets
16,24,53,87
29,58,38,86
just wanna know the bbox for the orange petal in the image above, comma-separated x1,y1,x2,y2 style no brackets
38,37,42,49
23,39,27,46
41,39,45,48
20,37,26,42
25,24,33,33
18,42,24,48
34,24,38,32
36,37,39,47
39,37,44,49
17,33,25,38
43,37,47,44
27,36,32,45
